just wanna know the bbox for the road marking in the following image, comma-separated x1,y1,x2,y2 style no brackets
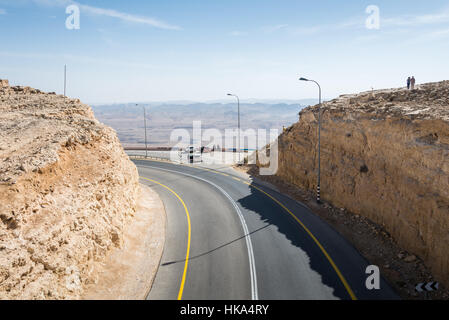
140,177,191,301
131,157,232,176
136,159,357,300
142,165,258,300
242,181,357,301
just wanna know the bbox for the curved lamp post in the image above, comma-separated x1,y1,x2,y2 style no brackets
299,77,322,203
227,93,241,163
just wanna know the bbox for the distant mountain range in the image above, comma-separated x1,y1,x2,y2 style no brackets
96,99,318,107
92,100,317,147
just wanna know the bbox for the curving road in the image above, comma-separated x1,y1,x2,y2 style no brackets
135,159,399,300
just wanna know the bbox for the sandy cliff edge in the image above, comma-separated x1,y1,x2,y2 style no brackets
250,81,449,287
0,81,163,299
82,184,166,300
259,81,449,288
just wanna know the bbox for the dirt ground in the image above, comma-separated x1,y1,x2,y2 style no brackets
82,184,166,300
0,82,141,299
235,164,448,300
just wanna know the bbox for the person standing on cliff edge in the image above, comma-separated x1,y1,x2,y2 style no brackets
407,77,411,90
411,76,416,90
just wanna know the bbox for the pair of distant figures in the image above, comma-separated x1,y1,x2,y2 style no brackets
407,76,416,90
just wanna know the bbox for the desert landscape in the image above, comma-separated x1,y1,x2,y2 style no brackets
248,81,449,290
92,101,307,148
0,80,163,299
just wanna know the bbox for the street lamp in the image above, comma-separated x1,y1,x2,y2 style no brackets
227,93,241,163
137,104,148,158
299,77,322,203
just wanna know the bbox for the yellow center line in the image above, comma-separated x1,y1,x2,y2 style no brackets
135,157,357,300
242,181,357,300
140,177,191,301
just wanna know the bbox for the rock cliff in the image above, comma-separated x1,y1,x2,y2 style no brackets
276,81,449,286
0,80,140,299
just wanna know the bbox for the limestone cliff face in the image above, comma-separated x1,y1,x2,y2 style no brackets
277,81,449,286
0,81,140,299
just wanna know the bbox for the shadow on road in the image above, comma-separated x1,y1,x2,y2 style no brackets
134,159,366,299
236,179,352,300
161,225,271,266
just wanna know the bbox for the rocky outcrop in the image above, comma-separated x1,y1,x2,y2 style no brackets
275,81,449,286
0,81,140,299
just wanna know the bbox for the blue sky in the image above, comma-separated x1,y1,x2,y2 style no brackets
1,0,449,104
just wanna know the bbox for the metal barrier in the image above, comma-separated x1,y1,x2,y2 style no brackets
126,150,197,163
127,150,247,165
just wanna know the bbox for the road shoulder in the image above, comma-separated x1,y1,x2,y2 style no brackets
233,164,448,300
82,184,166,300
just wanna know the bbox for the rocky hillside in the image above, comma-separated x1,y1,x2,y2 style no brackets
276,81,449,287
0,80,140,299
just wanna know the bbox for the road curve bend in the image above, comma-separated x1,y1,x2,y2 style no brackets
136,160,398,300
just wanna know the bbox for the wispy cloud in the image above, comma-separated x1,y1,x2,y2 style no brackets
0,8,6,15
289,25,324,35
77,3,181,30
382,11,449,28
31,0,181,30
429,28,449,38
263,6,449,37
229,31,248,37
0,50,173,70
262,24,288,33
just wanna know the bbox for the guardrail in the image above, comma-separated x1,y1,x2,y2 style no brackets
127,150,248,165
126,150,203,163
127,150,174,161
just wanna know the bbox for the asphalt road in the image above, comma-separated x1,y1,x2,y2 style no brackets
135,159,399,300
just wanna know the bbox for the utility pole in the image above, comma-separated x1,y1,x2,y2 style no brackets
144,106,148,158
299,77,322,203
137,104,148,158
64,65,66,96
227,93,241,163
